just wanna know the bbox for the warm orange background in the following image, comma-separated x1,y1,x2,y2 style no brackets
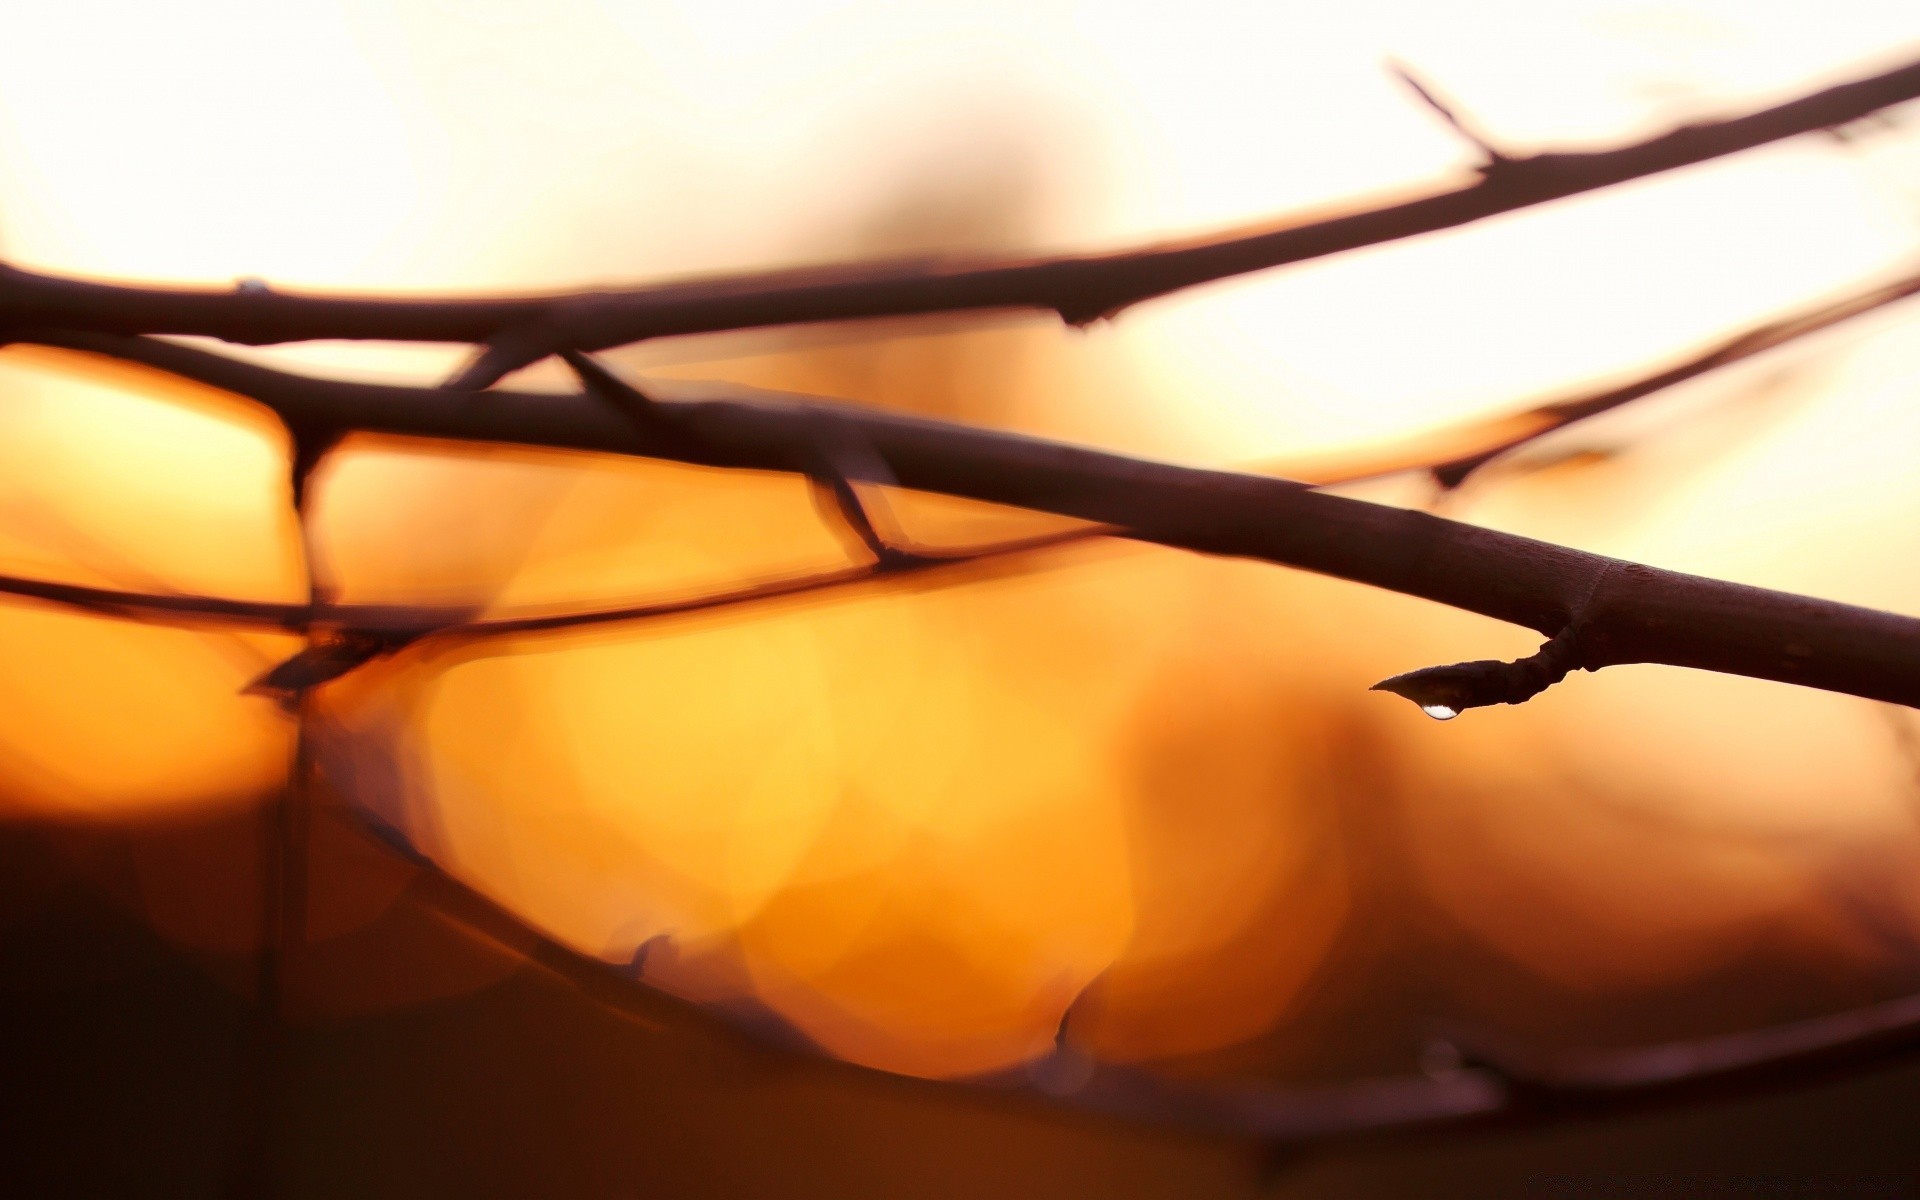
2,1,1920,1084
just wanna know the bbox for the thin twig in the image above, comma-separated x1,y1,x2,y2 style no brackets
0,44,1910,1160
1387,60,1511,166
8,327,1920,714
6,247,1915,654
390,848,1920,1145
0,530,1092,644
0,53,1915,386
1424,265,1920,488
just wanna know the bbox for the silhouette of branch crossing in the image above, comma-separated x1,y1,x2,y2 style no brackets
9,327,1920,715
405,854,1920,1146
1,47,1916,1156
0,50,1917,1154
8,256,1912,654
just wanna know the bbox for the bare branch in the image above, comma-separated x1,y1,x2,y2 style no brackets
1424,264,1920,489
0,569,305,627
1027,983,1920,1141
10,327,1920,715
3,41,1916,1163
395,849,1920,1145
562,348,935,570
0,53,1915,385
4,254,1874,645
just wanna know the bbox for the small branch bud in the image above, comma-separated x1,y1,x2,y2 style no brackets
561,350,706,457
1373,626,1585,719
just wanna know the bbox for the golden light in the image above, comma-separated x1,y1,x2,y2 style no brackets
3,0,1920,1087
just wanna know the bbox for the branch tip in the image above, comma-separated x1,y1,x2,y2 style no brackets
244,629,399,707
1387,59,1508,165
1056,299,1122,329
1428,457,1483,493
1372,627,1584,719
559,348,642,404
560,350,706,457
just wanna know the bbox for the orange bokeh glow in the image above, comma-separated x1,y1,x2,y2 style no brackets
3,2,1920,1083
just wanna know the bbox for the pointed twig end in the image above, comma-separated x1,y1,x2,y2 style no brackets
1386,58,1509,166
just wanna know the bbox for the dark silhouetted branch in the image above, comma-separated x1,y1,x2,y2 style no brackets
3,41,1914,1163
0,528,1085,645
9,327,1920,716
1064,983,1920,1142
1424,263,1920,488
0,242,1894,649
564,347,940,570
393,843,1920,1145
7,234,1916,668
0,52,1915,386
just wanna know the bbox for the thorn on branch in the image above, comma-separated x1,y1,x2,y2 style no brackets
1428,443,1622,495
225,276,292,346
1428,457,1485,493
1372,624,1586,719
623,932,674,981
245,628,407,710
802,418,936,572
286,425,342,515
1028,997,1098,1097
354,807,435,868
1388,59,1512,171
1427,1026,1529,1087
561,349,932,569
450,325,554,391
560,349,704,455
1054,299,1123,329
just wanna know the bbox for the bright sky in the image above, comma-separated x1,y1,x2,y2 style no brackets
1,0,1915,443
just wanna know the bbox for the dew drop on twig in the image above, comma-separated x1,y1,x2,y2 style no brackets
1421,704,1460,721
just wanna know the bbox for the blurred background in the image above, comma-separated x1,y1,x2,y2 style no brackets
5,0,1920,1194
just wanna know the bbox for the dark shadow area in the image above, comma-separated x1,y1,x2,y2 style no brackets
7,812,1920,1197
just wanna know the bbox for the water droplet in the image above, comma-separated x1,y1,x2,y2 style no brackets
1421,704,1459,721
234,276,271,294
